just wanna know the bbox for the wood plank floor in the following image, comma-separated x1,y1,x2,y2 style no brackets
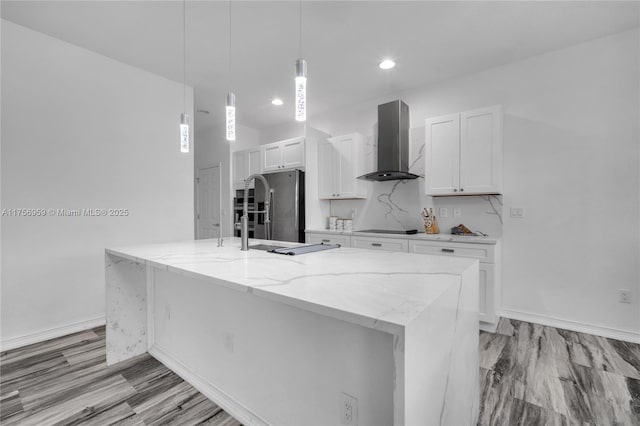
1,319,639,425
479,319,640,426
0,327,241,426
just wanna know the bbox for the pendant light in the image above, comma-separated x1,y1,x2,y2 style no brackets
226,0,236,141
294,0,306,122
179,0,190,153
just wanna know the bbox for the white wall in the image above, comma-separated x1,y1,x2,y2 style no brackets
1,21,194,346
308,29,640,339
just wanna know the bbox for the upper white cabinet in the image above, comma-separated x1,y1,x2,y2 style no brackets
262,137,305,173
232,147,261,187
425,105,502,196
318,133,368,199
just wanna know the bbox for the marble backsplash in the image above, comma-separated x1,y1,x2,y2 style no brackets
324,127,504,237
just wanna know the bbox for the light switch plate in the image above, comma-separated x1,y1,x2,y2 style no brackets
439,208,448,218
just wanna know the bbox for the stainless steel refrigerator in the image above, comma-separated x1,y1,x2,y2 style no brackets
254,170,305,243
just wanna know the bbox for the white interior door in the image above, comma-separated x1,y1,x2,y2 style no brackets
197,166,221,240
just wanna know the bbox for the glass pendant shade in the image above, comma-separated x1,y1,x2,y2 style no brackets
226,92,236,141
295,59,307,122
180,113,190,153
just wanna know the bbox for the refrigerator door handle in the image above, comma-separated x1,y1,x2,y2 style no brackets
268,189,274,240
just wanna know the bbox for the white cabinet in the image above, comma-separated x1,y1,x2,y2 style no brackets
318,133,368,199
305,232,351,247
425,105,502,196
351,236,408,253
408,239,501,327
232,147,261,187
262,137,305,173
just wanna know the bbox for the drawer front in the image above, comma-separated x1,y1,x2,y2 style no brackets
306,233,351,247
351,236,408,253
409,240,495,263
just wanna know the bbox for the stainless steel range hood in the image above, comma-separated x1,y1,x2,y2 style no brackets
358,100,420,181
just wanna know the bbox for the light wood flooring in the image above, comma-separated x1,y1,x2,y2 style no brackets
1,319,639,425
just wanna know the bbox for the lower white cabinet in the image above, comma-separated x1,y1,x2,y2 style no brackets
350,236,408,253
409,239,500,327
306,232,351,247
305,231,500,329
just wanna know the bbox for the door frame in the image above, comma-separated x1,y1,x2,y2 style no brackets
195,163,222,240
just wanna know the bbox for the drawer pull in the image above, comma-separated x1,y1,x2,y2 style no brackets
442,248,455,253
322,239,330,243
371,243,382,247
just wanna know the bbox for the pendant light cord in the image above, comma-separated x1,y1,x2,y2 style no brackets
298,0,302,58
183,0,187,115
228,0,232,91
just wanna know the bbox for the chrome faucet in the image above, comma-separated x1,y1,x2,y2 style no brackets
237,174,271,251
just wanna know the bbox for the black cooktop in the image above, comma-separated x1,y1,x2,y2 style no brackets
357,229,418,235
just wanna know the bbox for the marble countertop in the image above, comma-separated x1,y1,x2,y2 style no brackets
306,229,499,245
106,237,477,334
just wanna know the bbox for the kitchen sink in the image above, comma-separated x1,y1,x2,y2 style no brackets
248,244,289,251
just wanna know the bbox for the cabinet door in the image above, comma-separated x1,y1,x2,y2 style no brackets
247,148,261,176
232,150,246,185
282,138,305,169
425,114,460,195
318,139,336,199
335,136,356,198
263,144,282,172
479,263,495,323
460,105,502,194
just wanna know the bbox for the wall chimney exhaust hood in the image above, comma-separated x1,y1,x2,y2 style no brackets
358,100,420,181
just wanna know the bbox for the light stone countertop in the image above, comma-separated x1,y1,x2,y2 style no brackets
106,237,478,334
305,228,499,245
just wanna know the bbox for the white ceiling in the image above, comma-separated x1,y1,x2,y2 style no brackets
2,1,639,133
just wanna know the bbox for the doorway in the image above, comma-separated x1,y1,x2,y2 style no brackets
196,165,221,240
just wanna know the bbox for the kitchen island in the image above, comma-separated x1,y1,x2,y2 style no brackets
105,238,479,425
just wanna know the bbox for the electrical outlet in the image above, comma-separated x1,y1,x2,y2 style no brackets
510,207,525,218
619,289,632,304
341,392,358,425
453,208,461,218
439,208,448,218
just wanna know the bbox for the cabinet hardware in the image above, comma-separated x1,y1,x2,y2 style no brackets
371,243,382,247
442,248,455,253
460,188,464,192
453,188,458,192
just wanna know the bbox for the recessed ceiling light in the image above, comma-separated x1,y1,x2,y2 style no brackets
271,98,284,106
379,59,396,70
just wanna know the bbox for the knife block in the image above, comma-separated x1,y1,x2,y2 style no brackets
424,216,440,234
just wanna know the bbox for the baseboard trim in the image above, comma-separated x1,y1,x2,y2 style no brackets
0,316,106,351
500,309,640,344
479,320,499,333
149,345,270,426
